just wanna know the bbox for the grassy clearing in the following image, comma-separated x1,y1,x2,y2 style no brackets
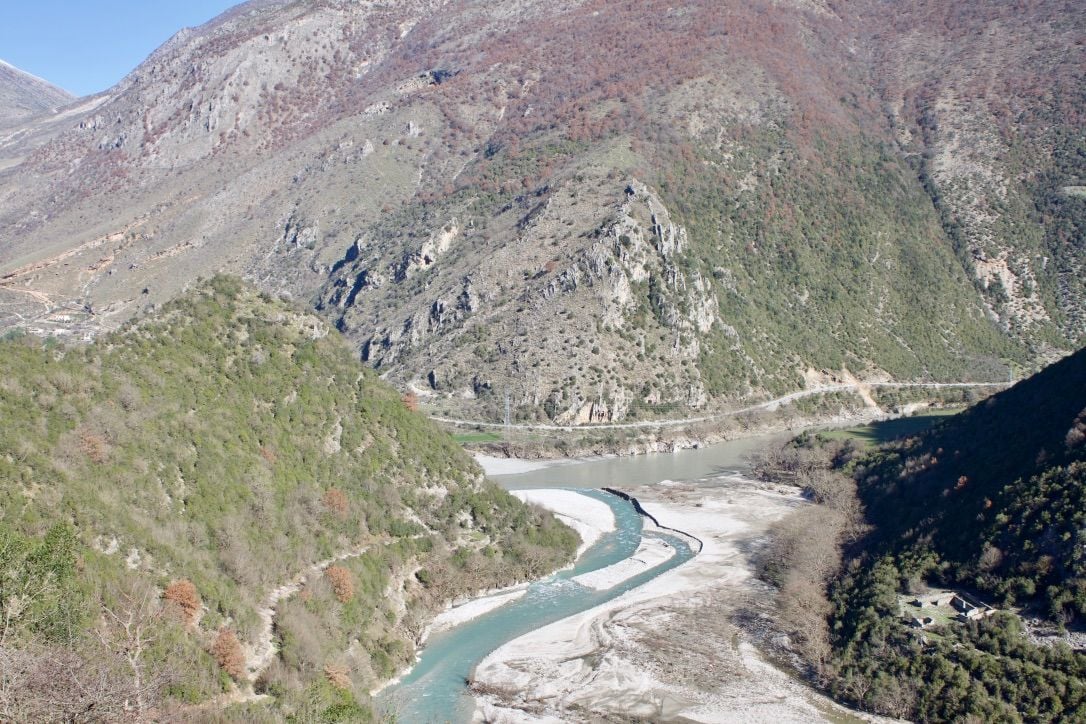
818,409,962,446
808,697,870,724
452,431,505,444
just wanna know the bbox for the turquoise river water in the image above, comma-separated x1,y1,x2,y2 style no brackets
377,435,777,722
377,490,694,722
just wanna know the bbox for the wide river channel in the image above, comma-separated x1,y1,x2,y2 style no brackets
377,433,783,722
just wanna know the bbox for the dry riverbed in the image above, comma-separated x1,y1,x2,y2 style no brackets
470,478,888,723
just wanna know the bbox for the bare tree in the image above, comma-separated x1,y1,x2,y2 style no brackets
0,643,132,722
96,584,176,720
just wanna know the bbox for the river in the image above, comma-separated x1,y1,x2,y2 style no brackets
495,430,786,490
377,433,783,722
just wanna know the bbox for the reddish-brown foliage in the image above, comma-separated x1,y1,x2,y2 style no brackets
80,431,110,464
322,488,349,517
162,579,201,623
324,662,352,689
325,565,354,604
211,628,246,680
402,391,419,412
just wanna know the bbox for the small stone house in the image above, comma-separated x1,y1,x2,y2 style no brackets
950,595,971,613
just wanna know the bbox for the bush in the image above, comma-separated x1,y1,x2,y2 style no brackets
211,628,246,681
325,566,354,604
163,580,201,624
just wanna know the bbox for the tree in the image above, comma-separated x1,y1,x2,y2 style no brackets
0,524,81,646
211,628,246,681
162,579,201,624
97,584,175,719
322,488,349,518
325,566,354,604
0,643,131,723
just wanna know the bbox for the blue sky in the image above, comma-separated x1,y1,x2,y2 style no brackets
0,1,242,96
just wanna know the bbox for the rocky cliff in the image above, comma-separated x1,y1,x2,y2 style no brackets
0,0,1081,422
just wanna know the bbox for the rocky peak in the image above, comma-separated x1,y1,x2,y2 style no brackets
0,59,74,127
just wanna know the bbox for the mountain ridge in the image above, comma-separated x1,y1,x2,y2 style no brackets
0,58,74,127
0,0,1081,422
0,275,577,719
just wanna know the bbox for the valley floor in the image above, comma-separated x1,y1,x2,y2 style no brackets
470,480,892,723
449,381,1006,461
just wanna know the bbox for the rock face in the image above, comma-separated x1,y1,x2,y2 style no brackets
0,59,73,127
0,0,1082,422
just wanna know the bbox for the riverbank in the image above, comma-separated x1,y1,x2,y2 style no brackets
379,488,623,704
474,455,568,476
571,535,676,591
471,478,889,723
509,489,615,559
422,489,619,637
471,405,875,461
456,383,998,461
427,587,530,637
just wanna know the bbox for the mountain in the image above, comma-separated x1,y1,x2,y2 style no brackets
0,276,576,720
825,346,1086,720
857,344,1086,617
0,59,73,127
0,0,1082,423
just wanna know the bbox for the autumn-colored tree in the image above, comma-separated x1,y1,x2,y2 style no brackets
162,579,201,624
211,628,246,681
322,488,349,518
80,431,110,464
402,391,419,412
324,662,351,689
325,566,354,604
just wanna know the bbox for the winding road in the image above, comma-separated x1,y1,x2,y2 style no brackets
428,381,1009,432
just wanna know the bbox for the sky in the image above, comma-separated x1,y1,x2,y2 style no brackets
0,0,242,97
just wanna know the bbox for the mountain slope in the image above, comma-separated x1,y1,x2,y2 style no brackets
823,346,1086,720
0,59,73,127
0,0,1081,422
863,0,1086,348
856,345,1086,615
0,276,576,720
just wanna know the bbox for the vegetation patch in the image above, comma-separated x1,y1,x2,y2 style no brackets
0,276,577,720
815,409,962,447
753,347,1086,721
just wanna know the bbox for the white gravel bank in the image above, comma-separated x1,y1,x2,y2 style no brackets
510,489,615,558
473,481,891,723
571,536,676,591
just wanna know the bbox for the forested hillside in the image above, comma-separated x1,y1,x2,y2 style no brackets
0,276,576,720
855,346,1086,617
825,347,1086,720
